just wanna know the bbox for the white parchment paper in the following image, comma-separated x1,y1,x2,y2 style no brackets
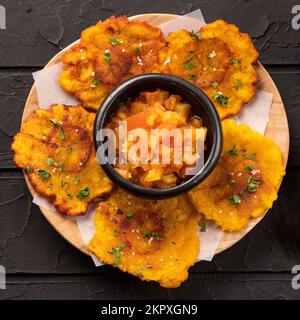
31,9,273,265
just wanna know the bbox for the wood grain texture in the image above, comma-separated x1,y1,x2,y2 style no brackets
1,0,299,67
20,14,290,260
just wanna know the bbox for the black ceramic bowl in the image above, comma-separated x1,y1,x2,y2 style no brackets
94,74,222,199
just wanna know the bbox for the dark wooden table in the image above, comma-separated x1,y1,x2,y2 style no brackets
0,0,300,300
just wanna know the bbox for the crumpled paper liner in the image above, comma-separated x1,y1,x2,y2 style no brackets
31,9,273,264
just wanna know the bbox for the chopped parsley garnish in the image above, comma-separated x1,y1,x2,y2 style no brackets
67,193,73,199
235,79,243,90
41,132,46,139
112,243,125,266
74,177,80,184
45,157,58,167
37,169,52,181
66,147,73,154
49,118,64,140
199,221,206,232
196,31,204,41
245,165,255,172
104,51,111,62
134,47,140,54
60,127,65,140
183,59,196,70
61,180,68,188
188,74,197,80
230,58,242,65
146,263,152,269
214,92,230,105
191,30,196,41
226,146,239,156
110,38,122,46
156,235,163,241
127,212,135,220
59,164,65,171
247,175,261,193
243,153,256,160
91,79,100,88
188,50,195,54
76,187,90,200
114,229,119,237
229,193,242,204
49,118,60,127
144,231,154,239
211,81,219,89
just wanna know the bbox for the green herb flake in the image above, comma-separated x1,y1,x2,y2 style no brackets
245,165,255,172
191,30,196,41
226,146,239,156
60,127,65,140
229,193,242,205
183,59,196,70
41,132,46,139
104,51,111,63
134,47,140,54
114,229,119,237
188,74,197,80
112,243,124,266
230,58,242,65
49,118,60,127
74,177,80,184
243,153,256,160
235,79,243,90
156,235,163,241
196,31,204,41
61,180,68,188
211,81,219,89
199,221,206,232
67,193,73,199
144,231,154,239
59,164,65,171
66,147,73,154
76,187,90,200
188,50,195,54
214,92,230,105
247,175,261,193
37,169,52,181
110,38,122,46
45,157,58,167
91,79,100,88
127,212,135,220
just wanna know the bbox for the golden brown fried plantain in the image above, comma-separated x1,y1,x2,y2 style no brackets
88,189,200,288
12,105,113,216
189,120,285,232
159,20,259,119
60,16,165,111
199,20,259,119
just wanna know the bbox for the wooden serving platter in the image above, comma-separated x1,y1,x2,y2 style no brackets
22,14,289,257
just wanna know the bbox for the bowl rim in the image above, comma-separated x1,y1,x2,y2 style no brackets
93,73,222,198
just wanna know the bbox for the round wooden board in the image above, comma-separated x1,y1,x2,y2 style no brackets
22,14,289,258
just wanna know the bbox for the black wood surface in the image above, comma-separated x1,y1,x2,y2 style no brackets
0,0,300,300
